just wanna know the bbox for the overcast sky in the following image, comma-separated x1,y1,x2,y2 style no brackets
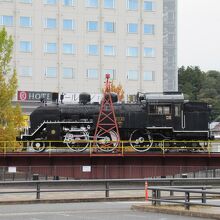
178,0,220,71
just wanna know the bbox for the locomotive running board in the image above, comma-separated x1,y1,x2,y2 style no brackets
21,121,93,139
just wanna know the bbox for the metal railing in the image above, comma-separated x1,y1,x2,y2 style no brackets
0,178,220,202
148,186,220,210
0,139,219,155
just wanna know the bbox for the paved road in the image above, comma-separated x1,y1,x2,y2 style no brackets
0,201,212,220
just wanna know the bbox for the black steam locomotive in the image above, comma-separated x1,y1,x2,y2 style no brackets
21,92,212,153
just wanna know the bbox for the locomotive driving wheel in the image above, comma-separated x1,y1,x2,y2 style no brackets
129,129,153,152
31,138,46,152
95,130,119,152
63,131,89,152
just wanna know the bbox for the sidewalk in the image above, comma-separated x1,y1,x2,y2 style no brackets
131,204,220,220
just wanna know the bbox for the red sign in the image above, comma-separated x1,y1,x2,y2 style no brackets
18,91,28,101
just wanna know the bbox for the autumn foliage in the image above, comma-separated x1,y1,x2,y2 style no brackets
0,27,23,151
102,81,125,102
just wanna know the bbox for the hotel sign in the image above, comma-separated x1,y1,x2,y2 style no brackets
17,91,52,101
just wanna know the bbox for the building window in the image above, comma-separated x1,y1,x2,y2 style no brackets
86,0,98,8
127,0,138,10
87,69,98,79
144,47,155,57
144,1,155,11
87,44,98,55
19,66,32,77
20,16,32,28
144,24,155,34
45,18,56,29
127,47,138,57
127,70,138,80
104,0,115,9
144,71,154,81
45,67,57,78
63,19,75,30
20,0,32,3
87,21,98,31
104,45,115,56
127,23,138,33
45,42,57,53
104,22,115,32
63,67,74,78
63,43,75,54
20,41,32,52
63,0,74,6
0,15,13,26
103,69,115,79
44,0,57,5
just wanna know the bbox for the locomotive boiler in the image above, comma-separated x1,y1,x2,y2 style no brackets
20,92,212,153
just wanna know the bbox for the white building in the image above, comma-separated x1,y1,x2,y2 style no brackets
0,0,177,102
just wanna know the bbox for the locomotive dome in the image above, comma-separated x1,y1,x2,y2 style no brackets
79,92,91,105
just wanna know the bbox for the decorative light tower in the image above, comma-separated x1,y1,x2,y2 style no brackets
93,74,120,152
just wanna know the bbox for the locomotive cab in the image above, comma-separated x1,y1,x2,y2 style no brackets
142,92,184,130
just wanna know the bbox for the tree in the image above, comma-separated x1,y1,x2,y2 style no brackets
110,81,125,102
178,66,220,120
102,81,125,102
178,66,205,101
0,27,23,151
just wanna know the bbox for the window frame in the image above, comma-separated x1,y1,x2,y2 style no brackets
87,21,98,32
126,47,138,57
104,45,115,56
144,24,155,35
104,0,115,9
45,42,57,54
63,67,74,79
0,15,13,26
63,19,75,30
45,67,57,78
144,71,155,81
127,23,138,34
63,0,75,6
44,0,57,5
63,43,75,54
20,40,32,53
127,0,138,10
19,66,32,77
127,70,138,80
86,0,98,8
45,18,57,29
20,16,32,28
87,44,98,56
87,69,98,79
144,47,155,57
104,21,115,33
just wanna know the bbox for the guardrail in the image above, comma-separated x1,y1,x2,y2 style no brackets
0,140,219,155
0,178,220,201
148,186,220,210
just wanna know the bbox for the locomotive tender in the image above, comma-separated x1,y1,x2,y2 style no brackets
21,92,212,152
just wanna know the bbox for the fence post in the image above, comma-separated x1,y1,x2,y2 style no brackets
170,180,174,196
202,187,206,204
213,169,216,178
105,181,109,198
36,183,40,199
184,192,190,210
152,189,156,206
156,190,161,206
